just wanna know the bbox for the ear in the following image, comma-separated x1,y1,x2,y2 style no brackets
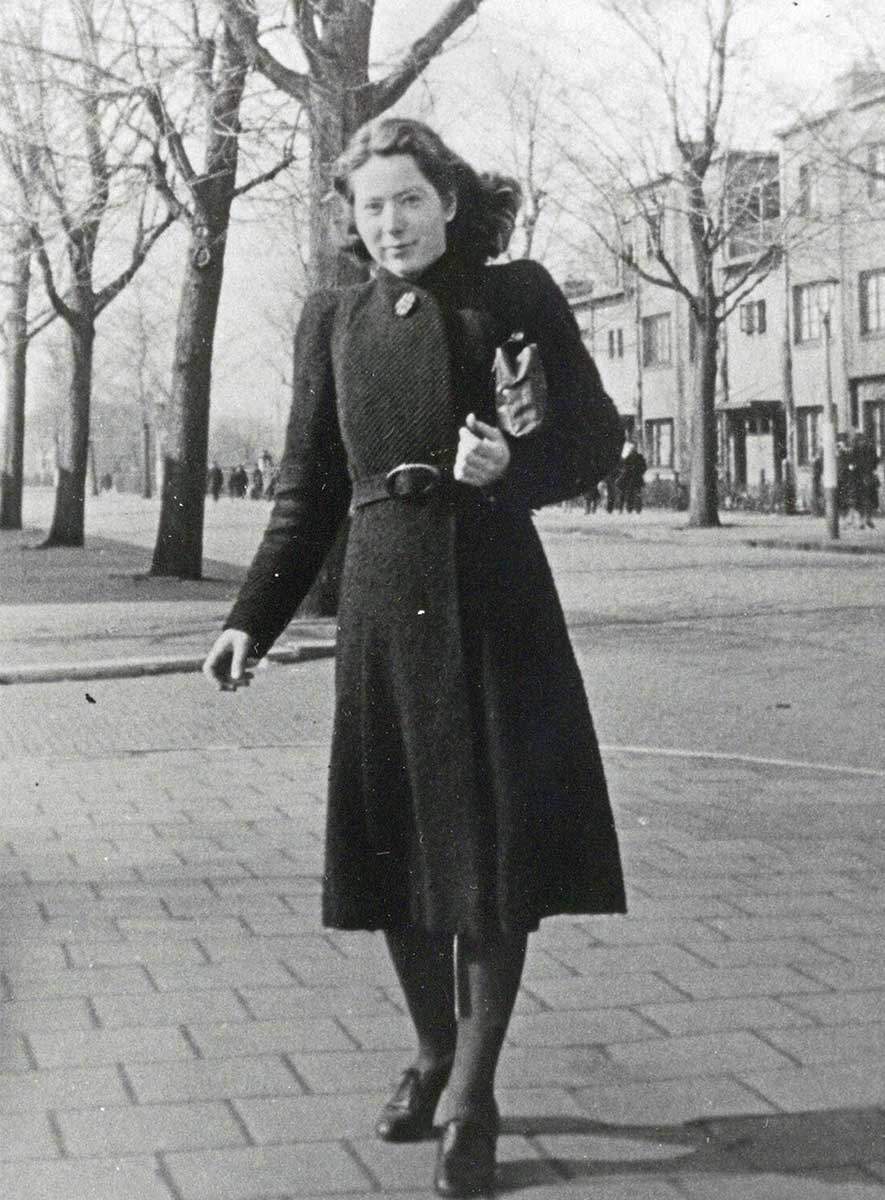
443,192,457,223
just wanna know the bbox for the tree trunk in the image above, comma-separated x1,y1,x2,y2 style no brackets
42,314,95,546
0,229,31,530
150,219,230,577
687,312,720,527
149,23,249,579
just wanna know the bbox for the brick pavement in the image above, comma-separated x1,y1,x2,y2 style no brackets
1,666,884,1199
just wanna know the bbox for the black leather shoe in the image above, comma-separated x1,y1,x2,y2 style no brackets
433,1116,497,1197
374,1063,451,1142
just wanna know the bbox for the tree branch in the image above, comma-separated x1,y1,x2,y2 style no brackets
94,209,177,315
218,0,309,104
368,0,486,116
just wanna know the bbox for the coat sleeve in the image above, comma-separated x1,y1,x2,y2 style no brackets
223,290,351,658
491,260,623,509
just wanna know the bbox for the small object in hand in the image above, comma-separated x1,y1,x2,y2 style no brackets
219,672,253,692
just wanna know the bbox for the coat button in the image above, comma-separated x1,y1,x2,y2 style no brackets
394,291,418,317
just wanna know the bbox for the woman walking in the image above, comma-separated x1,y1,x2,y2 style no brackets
204,117,626,1196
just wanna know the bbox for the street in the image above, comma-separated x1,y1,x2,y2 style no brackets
0,491,884,1198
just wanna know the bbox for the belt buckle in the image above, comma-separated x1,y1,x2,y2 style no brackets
385,463,441,499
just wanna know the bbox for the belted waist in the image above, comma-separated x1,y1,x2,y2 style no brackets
352,463,453,510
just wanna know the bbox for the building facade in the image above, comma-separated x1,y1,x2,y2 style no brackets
580,65,885,509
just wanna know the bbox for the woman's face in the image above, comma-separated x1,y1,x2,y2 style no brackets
350,153,455,279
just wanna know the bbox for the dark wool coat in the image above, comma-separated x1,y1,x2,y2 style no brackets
225,253,627,936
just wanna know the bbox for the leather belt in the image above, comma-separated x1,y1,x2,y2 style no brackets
352,463,450,510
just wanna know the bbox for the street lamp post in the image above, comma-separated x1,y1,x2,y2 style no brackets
821,309,839,541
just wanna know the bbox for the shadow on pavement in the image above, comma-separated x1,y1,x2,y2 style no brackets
1,528,244,605
497,1107,885,1190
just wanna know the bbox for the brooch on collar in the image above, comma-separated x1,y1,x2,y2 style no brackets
394,290,418,318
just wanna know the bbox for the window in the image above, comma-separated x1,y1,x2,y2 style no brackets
645,419,674,468
645,213,664,258
607,327,624,359
793,282,836,343
867,144,885,199
796,407,822,466
641,313,672,366
797,163,819,215
739,300,767,334
860,269,885,334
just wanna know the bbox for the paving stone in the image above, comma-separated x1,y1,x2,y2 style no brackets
0,996,96,1032
0,1156,174,1200
234,1092,387,1142
350,1132,557,1192
605,1031,794,1080
524,972,686,1010
28,1024,194,1069
638,997,813,1036
91,989,250,1029
287,1049,413,1094
742,1063,885,1112
240,985,396,1020
0,1065,130,1113
547,944,715,976
57,1100,246,1157
146,962,296,991
655,964,827,1000
673,937,844,969
187,1017,355,1058
574,1077,776,1125
675,1171,881,1199
494,1045,622,1090
761,1021,885,1065
0,1111,59,1159
5,966,154,1000
505,1009,659,1046
126,1055,306,1103
162,1142,371,1198
783,990,885,1026
800,960,885,990
67,938,207,968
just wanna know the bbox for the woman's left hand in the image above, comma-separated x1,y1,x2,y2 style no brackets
454,413,511,487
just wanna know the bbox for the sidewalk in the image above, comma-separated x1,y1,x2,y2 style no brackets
0,668,883,1199
0,488,884,1197
0,495,335,682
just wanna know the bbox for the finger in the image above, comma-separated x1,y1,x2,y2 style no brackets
458,426,482,452
202,645,230,684
466,414,501,441
229,640,249,681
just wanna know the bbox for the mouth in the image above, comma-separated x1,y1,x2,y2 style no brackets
385,244,415,254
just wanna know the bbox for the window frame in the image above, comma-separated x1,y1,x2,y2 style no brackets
641,312,672,367
795,406,822,466
859,268,885,335
644,418,674,468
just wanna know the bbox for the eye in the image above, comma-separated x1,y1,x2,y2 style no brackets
401,192,422,206
361,200,383,215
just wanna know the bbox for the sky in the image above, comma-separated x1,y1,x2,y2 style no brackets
22,0,885,441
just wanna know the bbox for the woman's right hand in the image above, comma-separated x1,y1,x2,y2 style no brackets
202,628,254,692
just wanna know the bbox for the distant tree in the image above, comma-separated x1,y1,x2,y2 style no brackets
2,0,177,546
561,0,781,526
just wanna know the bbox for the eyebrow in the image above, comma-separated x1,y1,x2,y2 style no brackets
359,184,430,202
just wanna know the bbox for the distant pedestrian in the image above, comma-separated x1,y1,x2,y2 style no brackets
203,116,625,1198
604,465,622,513
249,465,264,500
619,440,647,513
847,431,879,528
810,448,824,516
207,461,224,501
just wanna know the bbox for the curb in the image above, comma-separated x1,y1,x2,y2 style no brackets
744,537,885,556
0,640,336,686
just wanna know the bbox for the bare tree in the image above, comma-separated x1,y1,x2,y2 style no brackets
561,0,781,526
133,0,304,578
3,0,177,546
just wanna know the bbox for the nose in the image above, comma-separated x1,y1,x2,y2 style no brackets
381,200,405,236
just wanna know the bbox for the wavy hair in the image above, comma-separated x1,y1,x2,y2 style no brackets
332,117,522,269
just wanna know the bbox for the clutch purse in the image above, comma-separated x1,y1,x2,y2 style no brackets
494,334,547,437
